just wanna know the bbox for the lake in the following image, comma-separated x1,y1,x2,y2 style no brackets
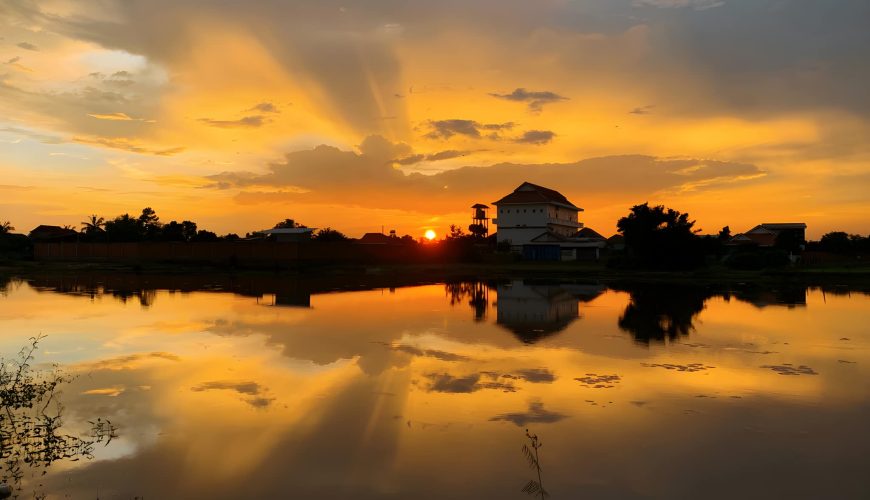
0,273,868,499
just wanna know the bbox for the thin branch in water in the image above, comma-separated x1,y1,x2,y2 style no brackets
521,429,549,499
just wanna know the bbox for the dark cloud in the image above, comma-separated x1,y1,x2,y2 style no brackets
426,373,482,393
489,88,568,112
511,368,556,383
34,0,408,134
629,105,655,115
199,115,266,128
394,153,425,165
426,149,469,161
74,136,185,155
208,135,766,212
423,372,517,393
633,0,724,10
3,56,21,64
489,401,568,426
425,119,514,140
16,41,38,51
192,380,262,395
514,130,555,145
249,102,280,113
392,344,470,362
78,351,180,370
191,380,274,408
394,149,471,165
653,1,870,117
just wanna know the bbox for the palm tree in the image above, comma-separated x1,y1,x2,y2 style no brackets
81,215,105,234
0,221,14,234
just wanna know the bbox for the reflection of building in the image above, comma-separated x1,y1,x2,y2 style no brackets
492,182,606,260
495,280,604,343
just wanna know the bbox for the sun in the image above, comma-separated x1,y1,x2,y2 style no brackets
424,229,436,241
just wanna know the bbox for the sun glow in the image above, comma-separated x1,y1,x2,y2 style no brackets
424,230,436,241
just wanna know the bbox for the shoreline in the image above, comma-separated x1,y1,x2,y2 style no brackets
2,259,869,287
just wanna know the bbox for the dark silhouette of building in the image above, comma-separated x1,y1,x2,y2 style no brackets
470,203,490,237
28,225,78,242
728,223,806,250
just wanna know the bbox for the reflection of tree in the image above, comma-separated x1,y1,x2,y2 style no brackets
1,336,116,495
112,289,157,308
445,282,493,322
617,285,709,344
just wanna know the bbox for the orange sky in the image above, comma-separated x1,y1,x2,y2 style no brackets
1,1,868,239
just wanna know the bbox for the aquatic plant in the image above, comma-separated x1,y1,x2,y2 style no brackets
521,429,548,499
0,335,116,497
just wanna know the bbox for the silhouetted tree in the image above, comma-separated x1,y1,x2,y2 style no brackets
818,231,852,253
275,219,306,229
312,227,349,241
222,233,241,241
718,226,731,241
616,203,704,269
104,214,141,242
446,224,466,239
0,221,15,234
191,230,219,242
80,215,105,238
138,207,162,239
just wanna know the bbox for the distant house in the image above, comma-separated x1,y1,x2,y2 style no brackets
357,232,397,245
28,225,78,242
728,223,806,251
255,227,314,242
606,234,625,251
492,182,605,260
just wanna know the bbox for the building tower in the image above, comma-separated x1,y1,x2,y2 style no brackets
470,203,490,237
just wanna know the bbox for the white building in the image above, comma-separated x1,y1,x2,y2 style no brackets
492,182,606,260
492,182,583,244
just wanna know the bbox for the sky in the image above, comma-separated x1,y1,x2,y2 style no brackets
1,0,868,239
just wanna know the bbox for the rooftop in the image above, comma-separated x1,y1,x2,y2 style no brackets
258,228,315,235
492,182,582,210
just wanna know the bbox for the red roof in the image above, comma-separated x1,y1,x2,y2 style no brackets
492,182,581,210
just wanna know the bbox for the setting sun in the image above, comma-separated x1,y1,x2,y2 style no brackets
424,230,436,241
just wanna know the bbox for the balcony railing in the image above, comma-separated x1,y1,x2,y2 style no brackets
547,218,583,228
491,218,583,228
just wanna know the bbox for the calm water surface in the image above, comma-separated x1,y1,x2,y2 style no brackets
1,274,868,499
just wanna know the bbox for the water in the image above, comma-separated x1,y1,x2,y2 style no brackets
0,274,868,499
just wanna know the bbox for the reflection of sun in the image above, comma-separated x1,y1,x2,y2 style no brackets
424,230,436,241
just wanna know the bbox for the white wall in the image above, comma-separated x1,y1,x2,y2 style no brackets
495,203,580,244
